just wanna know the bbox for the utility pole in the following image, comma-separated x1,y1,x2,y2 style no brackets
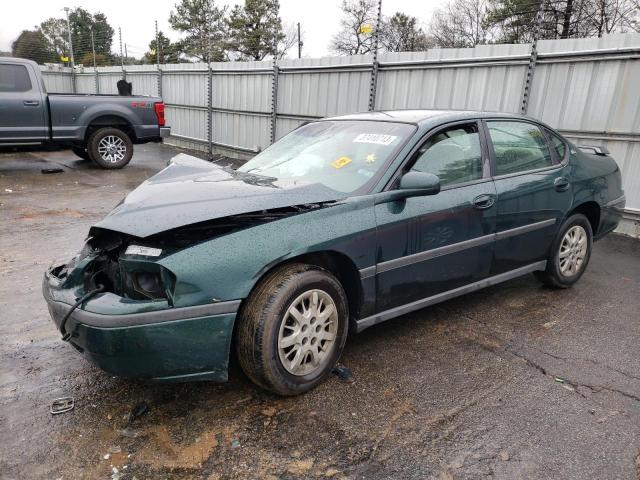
119,27,124,69
124,43,128,63
297,22,302,58
63,7,75,68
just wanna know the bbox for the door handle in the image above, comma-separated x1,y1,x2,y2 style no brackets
554,177,570,192
472,194,495,210
23,100,40,107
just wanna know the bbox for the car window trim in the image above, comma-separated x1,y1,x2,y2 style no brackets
481,118,560,179
543,127,570,165
383,118,491,192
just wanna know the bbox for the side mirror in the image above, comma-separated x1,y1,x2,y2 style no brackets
398,171,441,196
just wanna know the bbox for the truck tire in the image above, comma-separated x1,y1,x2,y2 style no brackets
87,127,133,169
71,145,91,161
236,263,349,396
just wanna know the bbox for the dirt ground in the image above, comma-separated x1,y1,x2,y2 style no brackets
1,143,639,480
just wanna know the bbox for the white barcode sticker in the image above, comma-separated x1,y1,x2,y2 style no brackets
353,133,398,145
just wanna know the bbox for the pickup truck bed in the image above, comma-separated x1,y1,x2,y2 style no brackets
0,57,170,169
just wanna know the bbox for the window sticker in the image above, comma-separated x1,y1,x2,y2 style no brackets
365,153,377,163
353,133,398,145
331,156,352,169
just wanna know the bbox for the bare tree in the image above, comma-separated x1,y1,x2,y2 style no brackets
277,22,299,58
586,0,639,36
430,0,491,47
330,0,379,55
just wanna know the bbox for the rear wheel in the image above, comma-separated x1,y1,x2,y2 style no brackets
534,213,593,288
236,263,349,396
71,145,90,161
87,127,133,169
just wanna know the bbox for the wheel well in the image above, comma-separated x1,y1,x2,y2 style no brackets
570,201,600,234
227,251,363,369
84,115,135,143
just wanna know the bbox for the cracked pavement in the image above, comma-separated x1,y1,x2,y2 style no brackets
1,144,639,479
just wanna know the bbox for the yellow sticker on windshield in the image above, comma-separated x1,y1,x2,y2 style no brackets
365,153,376,163
331,156,352,169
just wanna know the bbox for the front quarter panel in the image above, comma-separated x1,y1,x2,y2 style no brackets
158,196,377,310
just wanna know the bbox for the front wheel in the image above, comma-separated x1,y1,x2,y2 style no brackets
236,264,349,396
87,127,133,169
534,213,593,288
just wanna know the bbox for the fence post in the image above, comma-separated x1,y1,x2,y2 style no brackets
270,63,279,145
157,67,163,98
368,0,383,111
207,63,213,158
94,69,100,94
520,8,544,114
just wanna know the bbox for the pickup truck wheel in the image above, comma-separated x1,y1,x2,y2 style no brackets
236,263,349,396
71,146,91,161
87,127,133,169
534,213,593,288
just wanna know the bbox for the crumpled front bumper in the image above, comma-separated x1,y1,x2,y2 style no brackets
42,267,240,382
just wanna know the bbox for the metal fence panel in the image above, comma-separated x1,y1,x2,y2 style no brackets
40,68,73,93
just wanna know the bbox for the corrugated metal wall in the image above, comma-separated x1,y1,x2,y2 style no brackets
40,33,640,234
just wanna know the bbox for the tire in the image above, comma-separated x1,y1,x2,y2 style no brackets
87,127,133,169
71,145,91,161
236,263,349,396
534,213,593,288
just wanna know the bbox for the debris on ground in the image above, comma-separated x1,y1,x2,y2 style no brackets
118,428,140,438
4,188,12,193
554,377,565,384
332,364,354,383
231,439,241,448
50,397,74,415
41,168,64,174
128,401,149,423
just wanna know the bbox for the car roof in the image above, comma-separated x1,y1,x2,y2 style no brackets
324,109,529,126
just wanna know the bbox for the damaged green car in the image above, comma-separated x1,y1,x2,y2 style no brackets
43,110,625,395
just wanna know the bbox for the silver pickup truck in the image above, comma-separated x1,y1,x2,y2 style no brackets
0,57,170,169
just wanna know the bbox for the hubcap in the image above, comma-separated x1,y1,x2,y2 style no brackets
97,135,126,163
278,289,338,376
559,225,588,277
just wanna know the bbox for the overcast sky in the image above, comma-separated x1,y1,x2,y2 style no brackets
1,0,446,58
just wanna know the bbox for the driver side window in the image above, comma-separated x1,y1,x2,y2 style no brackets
410,123,483,187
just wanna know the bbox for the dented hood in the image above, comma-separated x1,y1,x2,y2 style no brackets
94,154,345,237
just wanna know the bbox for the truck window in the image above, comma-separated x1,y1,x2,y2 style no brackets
0,64,33,92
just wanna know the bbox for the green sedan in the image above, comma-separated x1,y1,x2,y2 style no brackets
43,110,625,395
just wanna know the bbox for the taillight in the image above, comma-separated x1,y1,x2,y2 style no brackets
154,102,165,127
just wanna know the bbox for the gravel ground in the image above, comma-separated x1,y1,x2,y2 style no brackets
1,143,639,480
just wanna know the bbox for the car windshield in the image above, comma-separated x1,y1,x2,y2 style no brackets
238,120,415,193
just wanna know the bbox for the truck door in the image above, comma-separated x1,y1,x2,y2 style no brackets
0,62,47,143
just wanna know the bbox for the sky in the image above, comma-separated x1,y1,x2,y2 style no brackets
0,0,446,59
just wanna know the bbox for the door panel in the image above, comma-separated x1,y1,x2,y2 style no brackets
374,181,497,312
0,63,46,142
485,120,572,274
491,167,572,274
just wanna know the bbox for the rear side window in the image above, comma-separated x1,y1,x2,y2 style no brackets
487,121,553,175
0,64,32,92
546,130,567,161
410,123,483,187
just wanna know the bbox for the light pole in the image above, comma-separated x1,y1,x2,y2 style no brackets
63,7,75,68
